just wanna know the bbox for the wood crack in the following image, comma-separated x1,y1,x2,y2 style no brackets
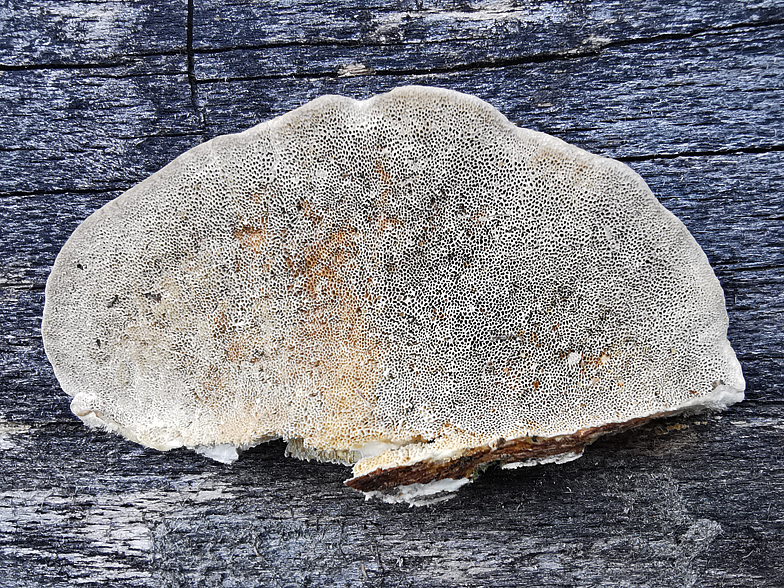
618,144,784,162
0,187,126,199
602,18,784,51
0,281,45,292
194,17,784,55
186,0,208,138
5,19,779,78
193,20,784,82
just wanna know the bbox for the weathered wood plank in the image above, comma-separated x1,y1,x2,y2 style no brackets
1,411,781,587
0,61,202,195
0,0,186,66
192,16,784,85
196,24,783,155
1,0,783,586
191,0,782,53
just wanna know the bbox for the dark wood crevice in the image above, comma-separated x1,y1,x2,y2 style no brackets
618,144,784,162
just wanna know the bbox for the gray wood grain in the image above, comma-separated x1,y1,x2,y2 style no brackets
1,1,782,586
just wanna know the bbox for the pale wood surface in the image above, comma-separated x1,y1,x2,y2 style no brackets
1,1,782,586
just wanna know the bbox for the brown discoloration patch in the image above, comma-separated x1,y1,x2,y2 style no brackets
298,199,323,225
225,338,245,364
346,410,677,492
376,214,402,232
298,227,359,298
579,349,613,375
374,160,392,185
212,311,229,337
470,206,488,224
431,307,446,321
531,145,572,169
234,224,269,253
224,335,265,365
287,225,388,449
197,365,229,409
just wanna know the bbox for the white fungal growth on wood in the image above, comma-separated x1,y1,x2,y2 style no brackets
42,86,745,504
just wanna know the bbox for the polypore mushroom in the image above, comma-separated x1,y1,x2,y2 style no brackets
42,86,744,504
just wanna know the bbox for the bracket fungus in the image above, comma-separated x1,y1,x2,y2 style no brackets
43,86,744,504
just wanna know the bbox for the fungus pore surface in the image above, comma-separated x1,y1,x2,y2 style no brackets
43,86,745,504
